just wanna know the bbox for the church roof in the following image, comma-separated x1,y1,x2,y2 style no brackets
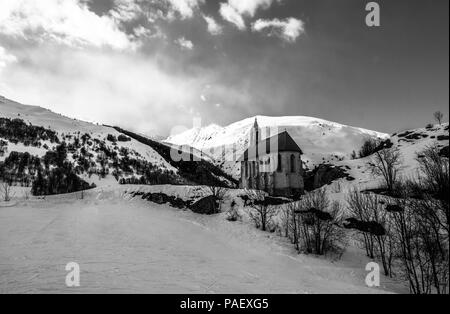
239,131,303,161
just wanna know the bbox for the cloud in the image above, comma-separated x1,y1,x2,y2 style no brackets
109,0,204,21
203,15,223,35
252,18,305,43
109,0,141,22
0,0,135,50
227,0,280,17
175,37,194,50
0,0,207,51
167,0,205,19
0,46,17,70
0,45,212,135
219,3,246,31
219,0,282,30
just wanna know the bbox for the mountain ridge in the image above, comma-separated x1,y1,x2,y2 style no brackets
165,115,390,178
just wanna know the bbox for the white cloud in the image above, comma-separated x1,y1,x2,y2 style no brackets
167,0,204,19
110,0,145,23
219,3,246,31
0,46,210,135
219,0,282,30
0,0,133,50
0,46,16,65
109,0,204,22
0,46,17,70
227,0,280,17
252,18,305,43
203,15,223,35
175,37,194,50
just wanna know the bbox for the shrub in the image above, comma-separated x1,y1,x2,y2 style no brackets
117,134,131,142
359,138,381,158
346,190,395,276
294,190,347,255
226,200,240,222
106,134,117,142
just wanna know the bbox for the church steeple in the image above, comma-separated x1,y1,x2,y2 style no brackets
251,117,260,145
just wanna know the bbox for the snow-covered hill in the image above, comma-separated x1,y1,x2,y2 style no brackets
0,96,235,189
320,122,449,197
165,115,389,178
0,96,178,187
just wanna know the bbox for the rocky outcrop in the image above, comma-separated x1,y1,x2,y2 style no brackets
190,195,220,215
131,191,192,209
304,164,352,191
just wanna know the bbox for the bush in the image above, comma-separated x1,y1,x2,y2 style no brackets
226,200,240,221
246,190,278,231
117,134,131,142
359,138,381,158
106,134,117,142
31,163,94,196
346,189,395,276
191,195,221,215
0,117,59,145
293,190,347,255
345,145,449,294
0,139,7,157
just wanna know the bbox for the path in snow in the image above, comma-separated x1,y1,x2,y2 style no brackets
0,190,406,294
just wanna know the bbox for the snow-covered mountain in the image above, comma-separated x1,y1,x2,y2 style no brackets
165,115,389,178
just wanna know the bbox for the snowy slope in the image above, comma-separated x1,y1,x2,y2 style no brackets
319,123,449,198
0,96,177,186
165,115,389,178
0,185,406,293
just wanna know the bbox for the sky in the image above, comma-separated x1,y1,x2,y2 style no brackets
0,0,448,137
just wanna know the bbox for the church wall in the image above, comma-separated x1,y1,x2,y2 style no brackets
240,151,304,196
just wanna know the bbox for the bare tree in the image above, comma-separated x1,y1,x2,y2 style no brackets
417,144,449,208
346,190,395,276
368,147,402,195
203,186,227,212
280,203,292,238
246,189,278,232
434,111,444,125
380,145,449,294
346,189,376,259
295,190,346,255
0,181,14,202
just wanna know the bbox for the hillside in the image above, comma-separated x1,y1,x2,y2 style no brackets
0,96,235,192
317,122,449,196
164,115,389,178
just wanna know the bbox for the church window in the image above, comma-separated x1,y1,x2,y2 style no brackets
290,154,296,173
277,154,282,172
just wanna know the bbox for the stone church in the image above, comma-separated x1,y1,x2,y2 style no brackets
239,119,304,197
